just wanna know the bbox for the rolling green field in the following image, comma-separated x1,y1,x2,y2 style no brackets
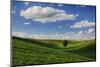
12,37,96,66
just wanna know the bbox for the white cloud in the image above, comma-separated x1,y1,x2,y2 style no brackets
24,2,29,5
12,10,16,14
55,33,59,36
58,4,63,7
12,32,27,38
78,28,95,34
87,28,95,33
24,22,30,25
75,14,79,17
20,6,77,23
71,32,74,34
78,31,84,34
70,20,95,28
12,31,95,40
34,33,95,40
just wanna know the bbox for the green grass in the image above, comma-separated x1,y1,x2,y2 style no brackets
12,37,96,66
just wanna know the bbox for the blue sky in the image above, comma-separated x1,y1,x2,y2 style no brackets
12,0,96,40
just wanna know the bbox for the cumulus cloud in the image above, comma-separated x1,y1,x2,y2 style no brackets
12,31,95,40
24,2,29,5
20,6,77,23
35,33,95,40
58,4,63,7
87,28,95,33
70,20,95,28
78,28,95,34
12,32,27,38
78,31,84,34
75,14,79,17
24,22,30,25
12,10,16,14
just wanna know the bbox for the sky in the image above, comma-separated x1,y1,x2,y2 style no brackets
12,0,96,40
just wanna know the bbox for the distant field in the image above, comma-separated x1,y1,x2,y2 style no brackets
12,37,96,66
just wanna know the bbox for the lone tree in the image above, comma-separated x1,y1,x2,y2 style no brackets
63,40,68,47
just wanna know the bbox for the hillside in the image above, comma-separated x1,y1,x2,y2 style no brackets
12,37,96,66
